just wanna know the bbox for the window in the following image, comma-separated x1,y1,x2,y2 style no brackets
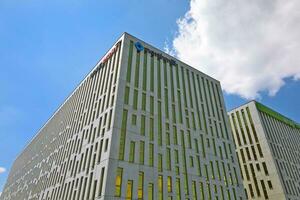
251,146,257,160
197,156,202,176
92,180,97,199
205,164,209,180
192,112,196,130
262,162,269,175
139,141,145,164
141,115,145,136
150,56,154,92
126,180,133,200
104,138,109,152
246,147,251,160
149,143,154,166
99,167,105,196
246,107,259,142
223,142,228,159
126,41,133,83
138,172,144,199
210,161,215,179
226,188,230,200
173,126,178,145
165,89,169,119
158,175,163,200
194,139,199,153
233,167,239,185
172,105,176,123
244,165,250,180
158,154,163,172
267,180,273,189
142,52,148,91
216,160,221,180
236,111,247,145
164,60,168,87
207,183,212,200
157,60,161,99
190,156,194,167
170,65,175,102
166,148,171,170
256,163,260,171
177,91,183,123
257,144,264,158
129,141,135,163
134,52,140,88
192,181,197,200
249,184,254,197
158,101,162,146
240,149,246,163
166,132,170,146
242,109,253,144
132,114,137,125
119,109,128,160
124,86,130,105
200,182,204,199
222,162,228,185
115,168,123,197
187,131,192,148
133,90,138,110
254,177,261,197
150,96,154,115
176,178,181,199
149,118,154,141
261,180,269,199
142,93,146,111
201,135,206,158
148,183,153,200
174,149,179,164
167,176,172,193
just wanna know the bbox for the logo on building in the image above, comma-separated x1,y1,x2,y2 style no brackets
134,41,144,52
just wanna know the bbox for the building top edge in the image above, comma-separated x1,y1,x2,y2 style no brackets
14,32,126,162
123,32,221,84
228,100,300,130
255,101,300,130
227,100,256,113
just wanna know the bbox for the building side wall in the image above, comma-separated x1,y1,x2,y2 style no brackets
1,36,124,200
228,102,286,200
107,33,245,200
258,108,300,200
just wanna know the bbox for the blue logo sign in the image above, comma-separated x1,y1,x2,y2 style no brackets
134,41,144,52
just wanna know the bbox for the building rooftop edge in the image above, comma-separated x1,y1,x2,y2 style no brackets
255,101,300,130
13,32,126,163
227,100,256,113
122,32,221,84
228,100,300,130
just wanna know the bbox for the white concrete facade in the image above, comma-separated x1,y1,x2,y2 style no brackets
1,33,245,200
228,101,300,200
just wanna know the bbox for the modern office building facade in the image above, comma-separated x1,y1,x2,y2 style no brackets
228,101,300,200
1,33,245,200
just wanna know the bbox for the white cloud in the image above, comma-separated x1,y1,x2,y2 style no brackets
0,167,6,174
168,0,300,99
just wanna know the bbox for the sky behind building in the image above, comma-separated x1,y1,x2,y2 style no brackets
0,0,299,193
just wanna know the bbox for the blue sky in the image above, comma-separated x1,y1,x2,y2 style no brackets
0,0,299,192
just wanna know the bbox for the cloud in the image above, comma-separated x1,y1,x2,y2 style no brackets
0,167,6,174
168,0,300,99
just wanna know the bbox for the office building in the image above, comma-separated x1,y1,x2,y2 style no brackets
228,101,300,200
1,33,245,200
